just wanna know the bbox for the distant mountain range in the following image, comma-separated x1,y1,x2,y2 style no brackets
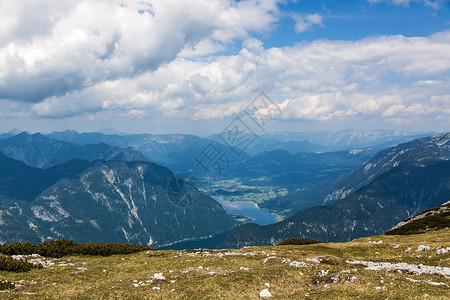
0,132,148,168
0,152,236,247
210,129,434,155
0,129,21,140
0,129,440,215
46,130,248,174
1,129,446,250
264,130,435,151
219,133,450,248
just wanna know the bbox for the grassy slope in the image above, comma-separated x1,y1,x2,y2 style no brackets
386,202,450,235
1,229,449,299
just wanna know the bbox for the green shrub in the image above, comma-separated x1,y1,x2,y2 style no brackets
278,237,323,246
0,256,43,272
0,279,15,290
0,239,152,258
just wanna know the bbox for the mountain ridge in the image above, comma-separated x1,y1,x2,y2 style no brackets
219,160,450,248
0,132,148,169
323,133,450,204
0,151,236,247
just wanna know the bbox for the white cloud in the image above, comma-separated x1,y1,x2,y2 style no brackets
1,1,449,131
293,13,323,33
24,30,450,130
367,0,445,9
0,0,279,102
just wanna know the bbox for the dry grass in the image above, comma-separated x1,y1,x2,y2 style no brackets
1,229,449,299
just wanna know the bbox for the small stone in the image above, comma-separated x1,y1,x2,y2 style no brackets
306,257,322,263
323,284,331,289
316,270,329,277
437,248,449,255
344,276,358,284
416,245,430,252
260,289,272,298
265,283,270,288
330,275,341,283
153,273,165,281
289,261,308,268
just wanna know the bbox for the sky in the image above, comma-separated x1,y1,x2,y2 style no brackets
0,0,449,135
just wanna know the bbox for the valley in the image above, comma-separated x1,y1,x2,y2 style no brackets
0,130,449,251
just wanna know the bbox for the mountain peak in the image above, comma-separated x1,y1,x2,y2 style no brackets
8,128,21,135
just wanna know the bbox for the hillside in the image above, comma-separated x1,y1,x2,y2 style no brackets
0,153,236,247
219,160,450,248
0,229,449,298
323,133,450,204
386,201,450,235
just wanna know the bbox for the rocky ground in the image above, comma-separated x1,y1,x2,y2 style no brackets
0,228,449,299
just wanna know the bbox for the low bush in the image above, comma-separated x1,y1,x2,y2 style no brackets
0,239,152,258
0,255,43,272
278,237,323,246
0,279,15,290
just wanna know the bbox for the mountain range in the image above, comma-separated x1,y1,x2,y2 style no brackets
46,130,248,174
323,133,450,204
0,132,148,169
210,129,433,155
1,129,448,250
219,133,450,248
0,152,236,247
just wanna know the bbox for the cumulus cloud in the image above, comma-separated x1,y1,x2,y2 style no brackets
293,13,323,33
0,0,279,102
19,30,450,130
1,0,449,130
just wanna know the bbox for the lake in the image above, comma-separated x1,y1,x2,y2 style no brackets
213,197,279,225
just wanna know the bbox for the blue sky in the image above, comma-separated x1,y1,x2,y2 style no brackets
264,0,450,45
0,0,449,134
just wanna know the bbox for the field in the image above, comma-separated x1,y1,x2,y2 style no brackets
1,229,449,299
